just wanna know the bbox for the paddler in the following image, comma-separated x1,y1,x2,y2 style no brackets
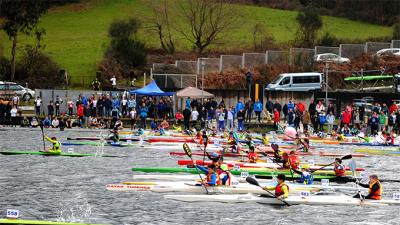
195,163,221,186
263,174,289,199
206,152,223,168
283,151,300,170
228,132,239,153
296,137,310,152
261,133,269,145
354,174,382,200
292,165,314,185
44,136,62,154
109,129,120,143
333,158,346,177
271,144,283,163
247,146,258,163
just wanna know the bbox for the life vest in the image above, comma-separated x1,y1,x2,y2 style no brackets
206,172,221,186
275,183,289,197
300,172,314,185
288,155,300,169
334,164,346,177
247,152,258,163
262,137,269,145
368,180,382,200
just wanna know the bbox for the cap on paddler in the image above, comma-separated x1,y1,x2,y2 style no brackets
212,152,218,157
277,174,286,181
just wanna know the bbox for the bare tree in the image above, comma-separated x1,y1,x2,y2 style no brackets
176,0,238,54
147,0,175,54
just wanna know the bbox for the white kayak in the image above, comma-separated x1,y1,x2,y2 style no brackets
106,181,359,194
164,193,400,206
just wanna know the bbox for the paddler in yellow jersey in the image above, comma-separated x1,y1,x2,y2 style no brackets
261,133,269,145
44,136,62,154
263,174,289,199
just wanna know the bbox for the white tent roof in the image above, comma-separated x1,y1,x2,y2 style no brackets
176,86,214,98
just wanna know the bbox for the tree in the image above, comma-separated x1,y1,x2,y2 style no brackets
294,6,323,48
147,0,175,54
176,0,238,54
0,0,50,81
393,22,400,40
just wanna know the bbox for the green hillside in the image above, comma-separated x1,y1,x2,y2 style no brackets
0,0,393,86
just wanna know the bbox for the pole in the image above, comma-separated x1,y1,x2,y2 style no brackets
325,62,329,106
201,60,205,103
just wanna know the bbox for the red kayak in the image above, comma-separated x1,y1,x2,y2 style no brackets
177,159,365,171
147,137,196,143
169,151,366,158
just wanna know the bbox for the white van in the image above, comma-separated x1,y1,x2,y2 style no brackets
265,72,322,92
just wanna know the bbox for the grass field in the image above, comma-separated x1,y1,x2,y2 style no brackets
0,0,393,86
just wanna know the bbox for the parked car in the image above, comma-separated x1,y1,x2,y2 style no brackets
314,53,350,64
0,81,35,100
374,48,400,57
265,72,322,92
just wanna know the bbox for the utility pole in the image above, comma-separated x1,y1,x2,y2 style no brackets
325,62,329,106
201,60,205,103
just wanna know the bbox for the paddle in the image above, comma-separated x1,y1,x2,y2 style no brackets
183,143,209,194
309,154,353,174
349,159,364,201
39,122,45,152
246,176,290,206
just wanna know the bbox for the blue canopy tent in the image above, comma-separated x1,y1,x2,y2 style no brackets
129,80,174,96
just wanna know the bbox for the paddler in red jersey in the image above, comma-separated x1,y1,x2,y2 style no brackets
333,158,346,177
354,174,382,200
247,146,258,163
283,151,300,169
195,164,221,186
263,174,289,199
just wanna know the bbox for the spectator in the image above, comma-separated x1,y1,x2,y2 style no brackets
190,107,199,127
245,98,253,122
48,101,54,119
121,96,128,117
388,111,396,133
175,111,184,124
43,116,51,128
129,107,137,130
55,95,62,117
67,98,74,116
12,93,19,107
326,102,335,116
10,106,18,127
217,107,225,131
92,78,101,91
128,96,136,113
110,76,117,89
186,97,191,109
273,108,280,130
34,96,42,115
77,103,84,128
288,108,294,127
183,107,191,130
84,105,91,128
326,111,335,134
161,119,169,129
273,100,282,115
378,111,386,132
52,117,59,128
139,103,148,129
254,99,263,123
302,110,310,133
389,102,398,114
227,107,234,131
91,96,98,117
266,100,273,114
237,109,245,131
369,112,379,135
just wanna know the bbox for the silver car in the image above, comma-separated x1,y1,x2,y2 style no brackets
375,48,400,57
314,53,350,64
0,81,35,100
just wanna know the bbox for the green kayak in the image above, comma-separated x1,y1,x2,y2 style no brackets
0,151,127,158
0,218,104,225
131,167,341,180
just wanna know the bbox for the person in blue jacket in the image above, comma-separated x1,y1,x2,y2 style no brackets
195,164,221,186
254,99,263,123
235,99,245,113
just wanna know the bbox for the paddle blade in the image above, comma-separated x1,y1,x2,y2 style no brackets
246,176,260,187
183,143,192,158
341,154,353,160
348,159,356,173
271,144,279,152
39,122,44,131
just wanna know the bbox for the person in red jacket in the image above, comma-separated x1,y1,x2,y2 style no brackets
389,102,398,114
77,103,84,128
341,109,352,127
273,108,280,129
175,111,184,124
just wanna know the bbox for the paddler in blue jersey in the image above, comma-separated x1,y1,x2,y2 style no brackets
44,136,62,154
292,165,314,185
264,174,289,199
195,164,221,186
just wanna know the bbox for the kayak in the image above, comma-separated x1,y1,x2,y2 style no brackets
131,167,355,177
355,149,400,155
67,137,143,141
164,193,400,206
169,151,367,158
0,151,127,158
61,141,142,148
176,160,364,172
105,181,322,194
0,218,103,225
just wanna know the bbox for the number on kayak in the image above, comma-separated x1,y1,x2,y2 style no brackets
6,209,19,219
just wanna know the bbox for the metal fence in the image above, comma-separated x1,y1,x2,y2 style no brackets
151,73,198,89
314,46,340,55
242,53,266,69
391,40,400,48
219,55,243,71
175,60,197,74
365,42,391,54
197,58,220,74
265,50,289,65
339,44,365,59
289,48,315,67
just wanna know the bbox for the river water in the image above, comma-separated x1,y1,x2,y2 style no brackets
0,128,399,225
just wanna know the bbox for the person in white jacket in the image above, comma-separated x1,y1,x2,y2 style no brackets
326,111,335,134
